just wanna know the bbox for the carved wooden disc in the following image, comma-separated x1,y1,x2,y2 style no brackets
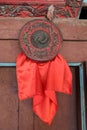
19,19,62,62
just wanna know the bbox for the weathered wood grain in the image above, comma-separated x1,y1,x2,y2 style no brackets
0,68,18,130
0,18,87,40
0,40,87,62
53,18,87,40
19,99,34,130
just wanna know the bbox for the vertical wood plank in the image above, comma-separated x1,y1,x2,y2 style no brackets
19,99,34,130
0,67,18,130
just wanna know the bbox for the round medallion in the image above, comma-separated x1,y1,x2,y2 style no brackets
19,19,62,61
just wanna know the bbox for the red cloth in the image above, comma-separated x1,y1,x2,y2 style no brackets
16,53,72,125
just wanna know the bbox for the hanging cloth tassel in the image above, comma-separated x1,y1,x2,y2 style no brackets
16,52,72,125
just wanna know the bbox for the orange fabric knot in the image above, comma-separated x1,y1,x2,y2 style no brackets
16,53,72,125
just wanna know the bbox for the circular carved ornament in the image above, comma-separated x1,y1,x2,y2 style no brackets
19,19,62,62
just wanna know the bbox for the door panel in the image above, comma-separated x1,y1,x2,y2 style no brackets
19,99,33,130
0,67,18,130
0,64,85,130
0,18,87,130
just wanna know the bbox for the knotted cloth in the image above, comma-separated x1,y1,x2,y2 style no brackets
16,52,72,125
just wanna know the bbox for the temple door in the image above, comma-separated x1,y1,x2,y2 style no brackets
0,1,86,130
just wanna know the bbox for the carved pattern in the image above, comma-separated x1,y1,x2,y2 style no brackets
0,0,82,18
19,19,62,61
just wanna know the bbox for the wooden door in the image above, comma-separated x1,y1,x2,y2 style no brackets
0,3,87,130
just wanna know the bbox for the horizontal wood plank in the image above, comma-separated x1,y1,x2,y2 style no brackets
0,0,64,4
60,41,87,62
82,2,87,7
53,18,87,41
0,40,87,62
0,18,87,40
